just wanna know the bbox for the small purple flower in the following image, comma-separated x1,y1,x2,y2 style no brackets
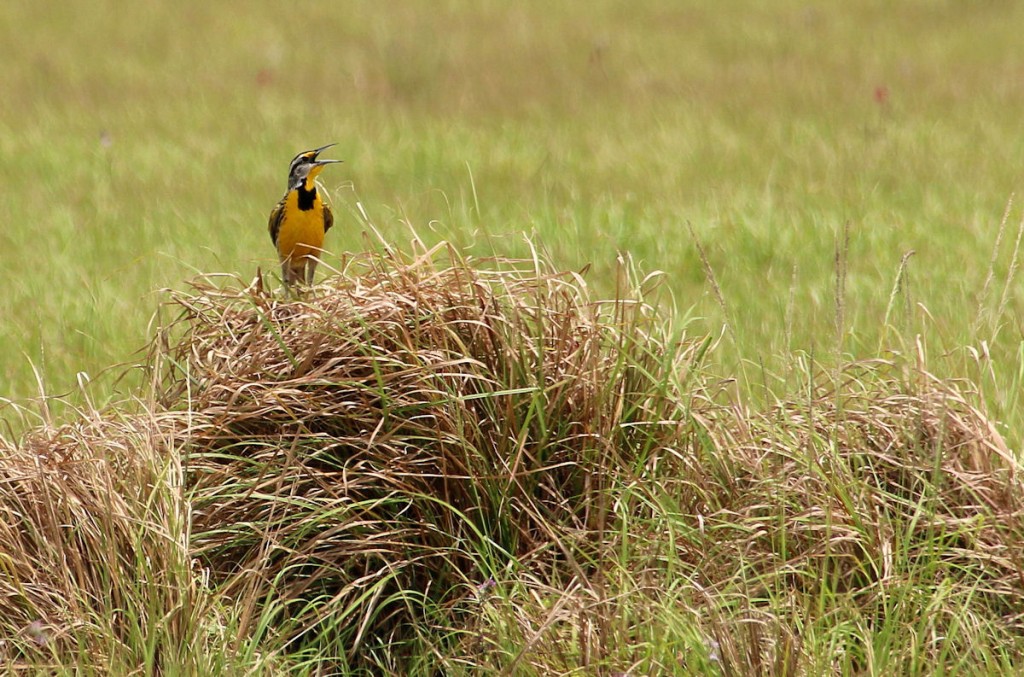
25,620,49,646
706,638,721,663
476,577,496,599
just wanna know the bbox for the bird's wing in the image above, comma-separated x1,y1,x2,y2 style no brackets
323,203,334,234
268,199,286,247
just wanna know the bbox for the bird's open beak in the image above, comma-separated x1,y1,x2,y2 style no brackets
311,143,342,165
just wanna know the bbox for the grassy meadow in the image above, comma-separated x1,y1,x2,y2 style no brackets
1,1,1024,674
2,1,1022,429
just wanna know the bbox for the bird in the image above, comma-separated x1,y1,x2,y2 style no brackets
268,143,343,288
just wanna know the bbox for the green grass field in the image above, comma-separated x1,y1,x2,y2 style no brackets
2,2,1023,674
3,1,1022,431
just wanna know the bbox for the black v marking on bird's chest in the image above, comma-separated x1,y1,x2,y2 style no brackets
297,184,318,211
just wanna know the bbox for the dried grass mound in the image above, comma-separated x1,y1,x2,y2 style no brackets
454,363,1024,675
153,243,697,665
0,412,199,669
707,363,1021,584
675,363,1024,671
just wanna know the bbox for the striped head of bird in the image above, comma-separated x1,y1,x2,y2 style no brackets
286,142,343,192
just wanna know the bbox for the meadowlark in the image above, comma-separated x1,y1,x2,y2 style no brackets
268,143,342,287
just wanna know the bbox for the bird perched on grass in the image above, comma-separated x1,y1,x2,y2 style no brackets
268,143,342,288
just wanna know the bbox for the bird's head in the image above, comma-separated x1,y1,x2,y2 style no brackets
287,143,342,191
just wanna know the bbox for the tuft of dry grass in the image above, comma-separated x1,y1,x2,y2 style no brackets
688,362,1023,673
151,241,700,670
0,411,212,672
453,361,1024,675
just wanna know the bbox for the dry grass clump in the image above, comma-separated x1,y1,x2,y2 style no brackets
0,411,204,671
152,242,698,669
453,362,1024,675
702,363,1021,600
671,365,1022,673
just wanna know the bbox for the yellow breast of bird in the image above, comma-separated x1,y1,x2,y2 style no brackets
277,190,326,262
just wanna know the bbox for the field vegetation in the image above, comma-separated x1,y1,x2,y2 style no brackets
1,1,1022,674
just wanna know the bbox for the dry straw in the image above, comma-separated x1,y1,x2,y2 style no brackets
150,240,695,665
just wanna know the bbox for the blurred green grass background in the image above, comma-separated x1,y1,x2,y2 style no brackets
1,1,1023,435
